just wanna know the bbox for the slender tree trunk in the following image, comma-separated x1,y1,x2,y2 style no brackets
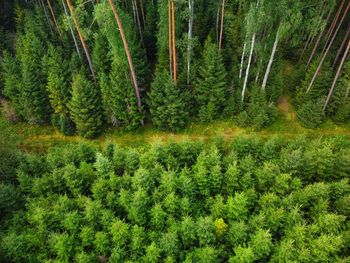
65,0,96,81
171,0,177,82
324,0,345,44
187,0,194,85
133,0,144,47
262,30,279,90
216,4,220,44
168,0,173,78
108,0,143,119
140,0,146,28
39,0,54,34
307,1,350,93
321,0,345,58
333,23,350,67
242,0,259,102
242,32,256,102
323,40,350,111
61,0,82,59
239,33,248,81
46,0,63,38
218,0,225,50
307,9,332,67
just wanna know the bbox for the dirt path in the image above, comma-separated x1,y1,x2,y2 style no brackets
278,96,296,120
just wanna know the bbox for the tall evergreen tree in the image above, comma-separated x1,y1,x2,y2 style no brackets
148,70,188,131
17,31,51,124
101,56,142,131
194,36,228,123
45,45,74,135
68,73,103,138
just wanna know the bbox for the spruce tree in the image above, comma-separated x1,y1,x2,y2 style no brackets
1,51,23,118
68,73,103,138
148,70,188,131
45,45,74,135
17,32,51,124
194,36,228,123
101,56,143,131
329,61,350,123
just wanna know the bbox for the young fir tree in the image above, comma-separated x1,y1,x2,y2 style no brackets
148,70,188,131
68,73,103,138
101,56,142,131
45,45,74,135
17,32,51,124
1,51,23,118
194,36,228,123
328,61,350,123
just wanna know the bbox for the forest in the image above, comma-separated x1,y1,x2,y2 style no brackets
0,0,349,135
0,0,350,262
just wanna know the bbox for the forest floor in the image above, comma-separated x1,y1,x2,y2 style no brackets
2,95,350,153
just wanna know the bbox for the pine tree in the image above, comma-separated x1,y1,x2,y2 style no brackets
45,45,74,135
68,73,103,138
194,36,228,123
148,70,188,131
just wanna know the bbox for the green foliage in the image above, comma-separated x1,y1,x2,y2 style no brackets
148,70,188,131
195,36,228,123
1,137,350,262
297,98,325,128
68,73,103,138
236,87,278,130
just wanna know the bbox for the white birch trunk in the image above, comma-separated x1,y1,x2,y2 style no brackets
239,33,248,81
241,0,259,102
242,32,256,102
262,31,279,90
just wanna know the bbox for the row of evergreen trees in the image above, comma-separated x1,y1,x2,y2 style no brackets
0,0,349,137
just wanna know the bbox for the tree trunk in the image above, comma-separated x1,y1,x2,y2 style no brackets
262,30,279,90
168,0,173,79
65,0,96,81
171,0,177,82
239,33,248,81
323,40,349,111
46,0,63,38
187,0,194,85
321,0,345,58
218,0,225,50
242,0,259,102
61,0,82,59
333,23,350,67
242,32,256,102
307,0,350,93
107,0,143,119
133,0,144,47
307,8,332,67
39,0,54,34
140,0,146,28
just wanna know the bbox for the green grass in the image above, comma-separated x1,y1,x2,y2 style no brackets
4,108,350,154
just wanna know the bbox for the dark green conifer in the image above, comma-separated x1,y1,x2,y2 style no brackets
194,36,228,123
68,73,103,138
148,70,188,131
